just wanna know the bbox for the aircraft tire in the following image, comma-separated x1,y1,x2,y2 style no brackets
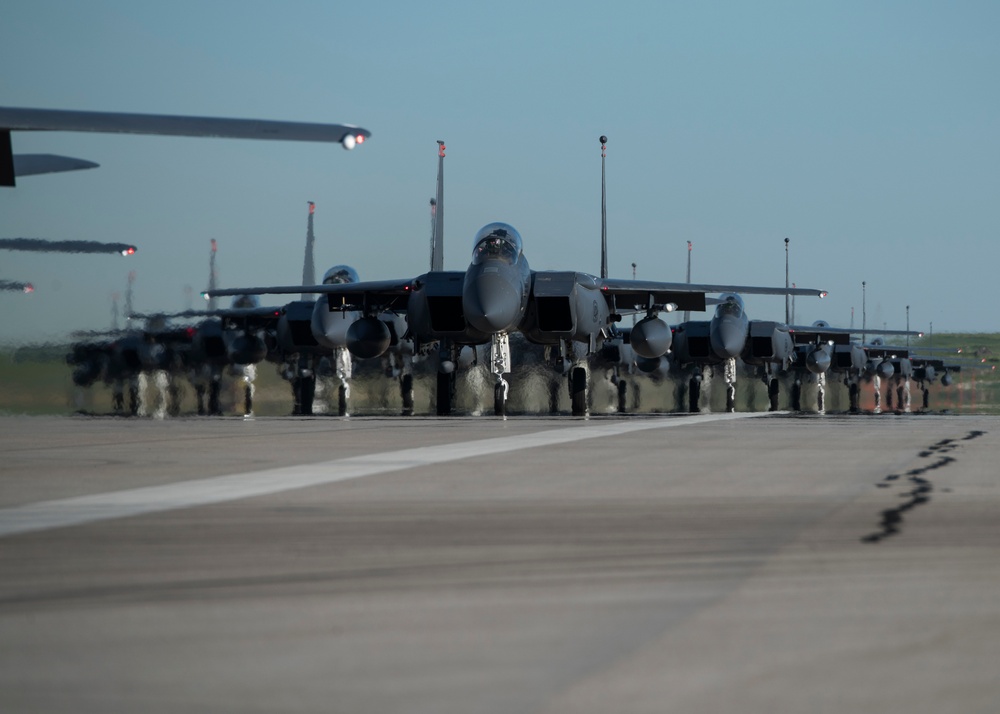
688,376,700,413
570,366,588,416
208,381,222,416
299,375,316,416
493,383,506,417
768,378,780,412
401,374,414,416
436,371,454,416
618,379,628,412
338,384,348,416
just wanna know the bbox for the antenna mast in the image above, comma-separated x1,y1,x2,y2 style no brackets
600,135,608,279
207,239,218,312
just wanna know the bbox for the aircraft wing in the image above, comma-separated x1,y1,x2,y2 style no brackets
206,279,415,311
130,307,284,321
599,279,827,313
1,106,371,186
12,154,99,177
0,280,34,293
788,325,922,337
0,107,371,144
0,238,137,255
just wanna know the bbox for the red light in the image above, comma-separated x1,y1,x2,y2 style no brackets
24,284,34,293
356,135,365,145
185,327,196,338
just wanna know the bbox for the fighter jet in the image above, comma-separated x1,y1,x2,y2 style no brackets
0,106,371,186
664,293,801,412
208,222,827,416
786,323,923,412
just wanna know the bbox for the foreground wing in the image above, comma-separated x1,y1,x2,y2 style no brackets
0,107,371,144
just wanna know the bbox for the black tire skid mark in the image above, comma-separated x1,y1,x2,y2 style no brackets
861,430,986,544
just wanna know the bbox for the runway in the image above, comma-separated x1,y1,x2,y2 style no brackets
1,412,998,713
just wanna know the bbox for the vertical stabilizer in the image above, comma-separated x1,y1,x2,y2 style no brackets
302,201,316,300
431,141,445,271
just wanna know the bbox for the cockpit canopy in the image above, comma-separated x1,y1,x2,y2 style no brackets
714,293,744,320
322,265,360,285
471,223,522,266
231,294,260,309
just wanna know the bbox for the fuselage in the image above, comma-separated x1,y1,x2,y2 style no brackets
461,223,531,335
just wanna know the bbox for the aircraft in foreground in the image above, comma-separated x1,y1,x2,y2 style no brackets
0,106,371,186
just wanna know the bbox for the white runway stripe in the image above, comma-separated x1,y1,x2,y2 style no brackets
0,412,769,537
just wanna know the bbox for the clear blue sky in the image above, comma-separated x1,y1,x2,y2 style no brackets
2,0,998,344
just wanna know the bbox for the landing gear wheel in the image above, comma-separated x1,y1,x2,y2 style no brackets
791,381,801,412
549,378,561,414
688,376,701,413
849,382,860,413
436,370,454,416
208,381,221,416
617,379,628,413
400,374,414,416
298,375,316,416
768,378,780,411
493,383,507,417
338,384,348,416
570,366,588,416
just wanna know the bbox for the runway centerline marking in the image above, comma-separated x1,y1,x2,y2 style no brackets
0,412,770,537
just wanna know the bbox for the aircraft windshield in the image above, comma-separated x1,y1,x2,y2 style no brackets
471,223,522,266
715,297,743,319
322,265,359,285
231,294,260,309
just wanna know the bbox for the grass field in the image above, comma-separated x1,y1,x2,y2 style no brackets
1,335,997,417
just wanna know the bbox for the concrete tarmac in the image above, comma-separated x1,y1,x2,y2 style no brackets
1,412,997,713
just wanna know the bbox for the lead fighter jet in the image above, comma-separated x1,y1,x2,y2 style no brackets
210,222,827,416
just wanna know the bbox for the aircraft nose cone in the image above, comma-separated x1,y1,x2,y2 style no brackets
464,272,520,334
806,348,831,374
710,319,745,359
